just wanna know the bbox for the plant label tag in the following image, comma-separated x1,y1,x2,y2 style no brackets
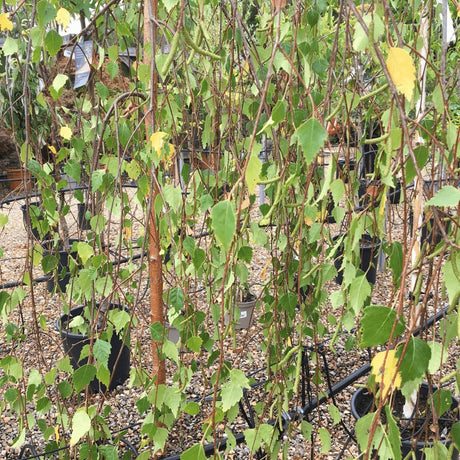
74,41,93,89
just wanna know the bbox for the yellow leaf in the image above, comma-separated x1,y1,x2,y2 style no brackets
150,132,168,152
149,132,175,164
48,145,56,155
124,226,132,240
0,13,13,32
370,350,401,396
60,126,72,140
54,425,60,442
386,47,416,100
56,7,71,31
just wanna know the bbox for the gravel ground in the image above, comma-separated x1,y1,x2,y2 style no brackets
0,179,458,460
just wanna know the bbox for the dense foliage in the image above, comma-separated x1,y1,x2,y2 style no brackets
0,0,459,458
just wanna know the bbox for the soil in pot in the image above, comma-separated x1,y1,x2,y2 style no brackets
56,304,131,393
351,383,459,460
334,234,381,285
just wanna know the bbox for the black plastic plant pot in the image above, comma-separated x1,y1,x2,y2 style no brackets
56,304,130,393
336,159,355,183
21,202,51,244
358,180,381,209
334,234,381,285
360,145,378,178
351,384,459,460
46,239,81,292
409,212,450,246
389,180,402,204
77,202,91,230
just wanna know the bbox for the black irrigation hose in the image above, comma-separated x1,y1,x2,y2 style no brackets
319,348,357,443
18,444,41,459
276,304,453,439
17,433,140,460
14,305,453,460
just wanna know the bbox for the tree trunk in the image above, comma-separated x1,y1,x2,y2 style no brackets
144,0,166,385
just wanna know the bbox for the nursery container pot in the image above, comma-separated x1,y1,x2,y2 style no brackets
21,202,51,243
334,234,381,285
56,304,130,393
351,383,459,460
6,167,32,191
45,239,81,292
77,202,91,230
225,294,257,330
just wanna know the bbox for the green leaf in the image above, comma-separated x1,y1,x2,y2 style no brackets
93,340,111,368
211,200,236,252
180,443,206,460
406,146,430,184
98,445,118,460
272,100,287,124
184,401,200,415
169,286,184,311
452,421,460,451
0,213,8,227
163,184,182,210
37,0,57,28
109,309,130,335
221,369,250,411
11,428,26,449
384,405,402,460
63,159,81,183
397,337,431,384
58,381,73,399
296,117,327,165
349,275,371,315
360,305,405,347
328,404,341,426
124,159,141,180
192,248,205,270
245,153,262,195
427,341,445,374
77,242,93,264
432,84,444,112
330,179,345,204
243,424,274,452
72,364,97,393
2,37,18,56
432,389,452,418
70,409,91,446
186,336,202,353
41,254,57,274
426,186,460,207
319,427,331,454
388,241,403,287
106,61,119,79
443,254,460,308
152,427,169,454
353,18,368,51
237,246,253,264
44,30,63,57
422,441,449,460
150,322,165,342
